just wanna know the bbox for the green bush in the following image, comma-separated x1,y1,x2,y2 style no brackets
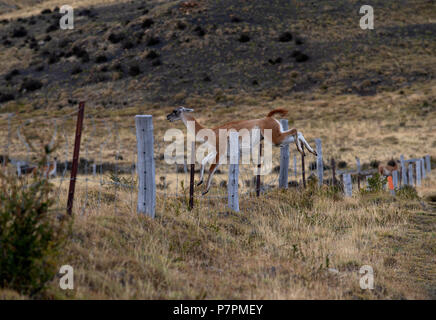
0,164,68,296
362,173,387,193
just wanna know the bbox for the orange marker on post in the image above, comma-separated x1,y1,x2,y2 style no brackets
387,176,395,195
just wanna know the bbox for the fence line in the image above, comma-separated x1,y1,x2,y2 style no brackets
0,109,433,217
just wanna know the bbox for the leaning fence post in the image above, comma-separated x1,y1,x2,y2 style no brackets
343,173,352,197
66,102,85,216
408,163,414,186
279,119,289,189
425,155,431,173
400,155,407,186
416,160,421,187
135,115,156,218
228,132,240,212
315,138,323,186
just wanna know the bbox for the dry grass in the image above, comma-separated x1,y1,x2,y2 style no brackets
1,171,431,299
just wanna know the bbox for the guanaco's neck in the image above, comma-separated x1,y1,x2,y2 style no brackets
181,113,205,135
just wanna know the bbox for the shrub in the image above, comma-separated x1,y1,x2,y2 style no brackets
362,173,387,193
397,185,419,200
21,79,43,92
0,159,68,296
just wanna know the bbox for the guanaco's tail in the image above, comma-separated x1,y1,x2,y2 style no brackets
266,108,288,118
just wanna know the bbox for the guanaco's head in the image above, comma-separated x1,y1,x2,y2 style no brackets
166,106,194,122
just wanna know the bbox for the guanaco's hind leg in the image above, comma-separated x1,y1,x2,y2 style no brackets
202,154,222,195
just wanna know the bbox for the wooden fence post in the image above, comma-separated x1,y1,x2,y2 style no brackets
416,160,421,186
189,141,195,210
228,131,240,212
256,141,262,197
400,155,407,186
331,158,337,186
135,115,156,218
408,163,414,186
279,119,289,189
315,138,323,186
425,155,431,173
67,102,85,216
301,146,306,188
343,173,352,197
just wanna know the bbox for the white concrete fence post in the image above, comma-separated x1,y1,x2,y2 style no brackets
408,163,414,186
391,170,399,196
228,131,240,212
425,155,431,173
343,173,352,197
315,138,323,186
415,161,421,187
400,155,407,186
421,158,426,179
135,115,156,218
279,119,289,189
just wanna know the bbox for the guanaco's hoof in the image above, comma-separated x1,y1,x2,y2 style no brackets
202,190,209,196
197,181,203,186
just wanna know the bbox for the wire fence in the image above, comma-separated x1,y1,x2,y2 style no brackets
0,104,433,217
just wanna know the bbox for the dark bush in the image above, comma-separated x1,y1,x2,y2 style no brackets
142,18,154,29
71,66,82,75
44,35,52,42
21,79,43,92
128,65,141,76
5,69,20,81
152,59,162,66
46,24,58,33
176,21,186,30
48,54,59,64
0,93,15,103
146,36,160,46
194,26,205,37
122,40,135,49
295,37,304,45
41,9,52,14
291,50,309,62
146,50,159,59
12,27,28,38
238,34,250,42
370,160,379,168
230,16,242,23
108,32,124,44
95,54,108,63
337,161,347,169
279,32,293,42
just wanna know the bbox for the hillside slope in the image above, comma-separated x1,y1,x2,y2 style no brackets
0,0,435,107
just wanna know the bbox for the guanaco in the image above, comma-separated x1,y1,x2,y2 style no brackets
167,107,317,194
